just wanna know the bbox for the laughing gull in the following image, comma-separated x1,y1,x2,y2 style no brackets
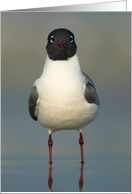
28,28,100,163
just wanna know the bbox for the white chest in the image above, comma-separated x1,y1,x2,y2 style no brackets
38,55,84,105
36,55,98,132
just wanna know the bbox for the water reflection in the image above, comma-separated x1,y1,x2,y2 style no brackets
48,162,84,192
1,157,131,192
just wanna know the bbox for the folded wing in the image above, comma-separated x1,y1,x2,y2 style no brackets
82,72,100,106
28,85,40,121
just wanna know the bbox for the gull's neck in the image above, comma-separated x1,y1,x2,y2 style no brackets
42,54,81,74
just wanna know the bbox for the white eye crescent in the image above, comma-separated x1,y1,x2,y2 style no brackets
50,36,54,43
70,36,73,43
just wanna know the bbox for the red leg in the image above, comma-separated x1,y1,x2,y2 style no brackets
48,134,53,163
48,163,53,191
79,162,84,191
79,132,84,163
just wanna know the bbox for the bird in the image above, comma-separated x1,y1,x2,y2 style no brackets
28,28,100,164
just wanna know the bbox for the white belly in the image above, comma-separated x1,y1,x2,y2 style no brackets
36,55,99,133
38,100,98,132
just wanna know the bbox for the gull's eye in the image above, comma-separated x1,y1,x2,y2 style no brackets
50,36,54,43
70,36,73,43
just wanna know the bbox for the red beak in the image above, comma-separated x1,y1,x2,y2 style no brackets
57,41,67,50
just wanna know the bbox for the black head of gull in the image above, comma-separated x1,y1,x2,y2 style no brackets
46,28,77,60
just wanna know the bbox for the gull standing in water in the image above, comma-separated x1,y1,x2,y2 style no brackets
28,28,100,163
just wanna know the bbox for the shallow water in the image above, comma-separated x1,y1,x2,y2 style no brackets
1,156,131,192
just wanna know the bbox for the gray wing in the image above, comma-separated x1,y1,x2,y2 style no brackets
82,72,100,105
28,85,40,121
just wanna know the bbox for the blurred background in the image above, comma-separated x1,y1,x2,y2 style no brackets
1,12,131,166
